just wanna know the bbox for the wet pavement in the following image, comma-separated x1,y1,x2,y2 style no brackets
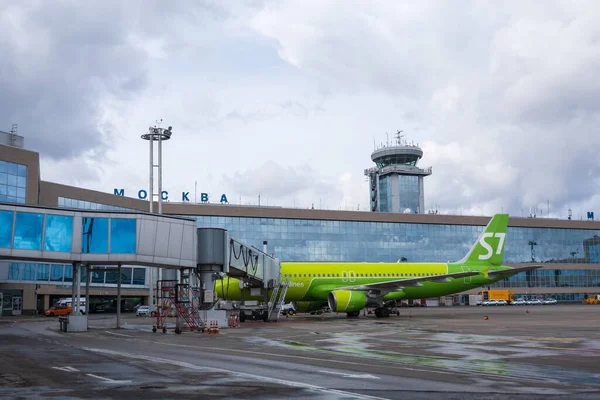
1,304,599,399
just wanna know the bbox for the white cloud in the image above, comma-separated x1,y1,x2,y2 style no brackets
4,0,600,217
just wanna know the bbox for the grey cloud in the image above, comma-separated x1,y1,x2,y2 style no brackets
0,1,153,160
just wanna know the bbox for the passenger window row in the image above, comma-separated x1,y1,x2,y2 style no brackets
282,272,440,278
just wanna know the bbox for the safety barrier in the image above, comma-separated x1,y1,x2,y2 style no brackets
59,316,68,332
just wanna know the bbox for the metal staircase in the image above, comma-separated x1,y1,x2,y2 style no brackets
267,278,289,322
152,269,205,334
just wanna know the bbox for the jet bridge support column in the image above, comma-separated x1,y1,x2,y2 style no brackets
197,228,228,328
85,265,90,315
117,263,122,329
66,262,87,332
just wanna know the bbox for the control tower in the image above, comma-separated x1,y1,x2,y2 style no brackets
364,130,432,213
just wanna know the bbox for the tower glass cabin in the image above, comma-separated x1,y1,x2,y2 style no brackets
364,132,432,213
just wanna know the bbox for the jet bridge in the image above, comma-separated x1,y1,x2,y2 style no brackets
196,228,284,322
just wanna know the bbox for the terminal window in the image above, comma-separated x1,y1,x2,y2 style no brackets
13,212,44,250
110,218,136,254
0,161,27,204
0,210,13,248
44,215,74,252
82,217,109,253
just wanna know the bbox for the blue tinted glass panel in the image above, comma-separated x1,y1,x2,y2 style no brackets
7,174,16,186
17,164,27,177
132,268,145,285
13,212,43,250
0,162,27,204
0,210,13,248
105,270,118,284
110,218,136,254
50,265,64,281
64,266,73,282
6,163,17,175
121,267,133,285
23,263,35,280
37,264,49,281
91,269,105,284
8,263,20,280
44,215,73,252
82,217,109,253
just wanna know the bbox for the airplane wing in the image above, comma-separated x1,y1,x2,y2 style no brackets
485,265,543,279
336,271,480,293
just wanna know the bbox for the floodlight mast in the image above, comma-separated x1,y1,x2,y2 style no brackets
141,122,173,308
141,122,172,214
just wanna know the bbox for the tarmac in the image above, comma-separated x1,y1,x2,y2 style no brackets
1,304,599,399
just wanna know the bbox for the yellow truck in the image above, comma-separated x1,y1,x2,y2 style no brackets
481,289,515,304
584,295,600,304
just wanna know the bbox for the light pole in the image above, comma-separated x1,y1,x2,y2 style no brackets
141,122,173,307
141,122,173,214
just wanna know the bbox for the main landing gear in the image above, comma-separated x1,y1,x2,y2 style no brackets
346,311,360,317
374,306,400,318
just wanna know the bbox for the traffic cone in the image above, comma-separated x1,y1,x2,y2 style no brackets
214,321,220,334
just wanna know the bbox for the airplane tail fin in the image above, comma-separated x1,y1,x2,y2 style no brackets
456,214,509,266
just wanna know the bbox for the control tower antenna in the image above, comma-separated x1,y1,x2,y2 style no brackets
395,130,404,145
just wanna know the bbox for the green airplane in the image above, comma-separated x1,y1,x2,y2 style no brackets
214,214,542,318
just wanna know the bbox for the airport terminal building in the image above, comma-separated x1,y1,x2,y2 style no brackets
2,129,600,314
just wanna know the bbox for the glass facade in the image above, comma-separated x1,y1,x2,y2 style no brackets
0,210,13,248
6,262,146,286
378,176,390,212
0,160,27,204
491,269,600,288
44,215,74,252
0,209,138,254
58,197,136,212
13,212,44,250
82,217,109,253
399,175,419,213
192,215,600,264
110,218,136,254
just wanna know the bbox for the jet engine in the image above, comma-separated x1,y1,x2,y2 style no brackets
327,290,367,313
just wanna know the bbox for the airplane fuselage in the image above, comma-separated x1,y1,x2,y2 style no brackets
214,261,511,305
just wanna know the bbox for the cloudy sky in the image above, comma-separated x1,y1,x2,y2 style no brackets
2,0,599,219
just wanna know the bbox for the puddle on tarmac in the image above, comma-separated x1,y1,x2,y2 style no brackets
243,328,600,387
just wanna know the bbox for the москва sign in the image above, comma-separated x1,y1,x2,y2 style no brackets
113,188,228,204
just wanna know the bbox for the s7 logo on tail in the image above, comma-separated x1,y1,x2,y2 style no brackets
478,232,506,260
